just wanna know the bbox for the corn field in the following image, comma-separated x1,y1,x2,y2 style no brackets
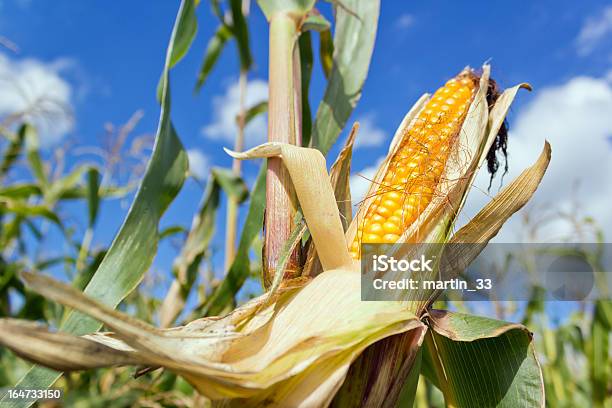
0,1,610,407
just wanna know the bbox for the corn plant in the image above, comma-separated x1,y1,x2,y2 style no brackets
0,0,584,407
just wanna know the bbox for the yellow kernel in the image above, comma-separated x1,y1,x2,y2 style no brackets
388,215,402,225
366,223,384,234
383,222,402,235
375,206,392,218
363,233,382,243
382,233,401,243
371,213,385,223
387,191,402,202
381,199,400,212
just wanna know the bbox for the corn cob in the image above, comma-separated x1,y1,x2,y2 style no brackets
350,70,479,259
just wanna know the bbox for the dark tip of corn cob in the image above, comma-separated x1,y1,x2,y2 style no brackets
485,78,509,191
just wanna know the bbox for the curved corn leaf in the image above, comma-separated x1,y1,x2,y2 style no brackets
303,122,358,277
422,310,545,408
2,1,196,405
195,24,232,92
226,142,352,271
243,101,268,126
167,0,198,69
311,0,380,154
425,142,552,308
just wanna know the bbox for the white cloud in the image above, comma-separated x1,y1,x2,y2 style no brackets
575,5,612,55
0,53,74,146
187,148,210,180
461,74,612,242
395,14,415,30
202,79,268,148
354,114,387,149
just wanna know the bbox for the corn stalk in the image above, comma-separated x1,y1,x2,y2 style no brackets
259,0,315,287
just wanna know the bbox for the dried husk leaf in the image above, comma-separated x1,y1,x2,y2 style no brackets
0,270,421,404
303,122,358,277
0,319,139,370
425,141,551,309
226,142,353,272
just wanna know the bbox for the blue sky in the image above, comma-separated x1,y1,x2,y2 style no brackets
1,0,611,306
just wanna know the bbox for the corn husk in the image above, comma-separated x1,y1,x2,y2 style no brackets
0,64,550,407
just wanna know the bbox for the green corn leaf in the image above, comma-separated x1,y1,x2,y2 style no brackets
318,28,333,80
422,310,545,408
85,167,101,227
0,124,25,179
0,182,129,201
209,0,223,20
0,184,40,200
311,0,380,154
156,0,198,100
2,1,195,405
0,199,62,228
202,164,266,316
211,167,249,203
23,125,48,191
195,24,232,92
167,0,198,69
298,31,313,146
159,225,188,240
243,100,268,126
46,165,89,205
229,0,252,71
